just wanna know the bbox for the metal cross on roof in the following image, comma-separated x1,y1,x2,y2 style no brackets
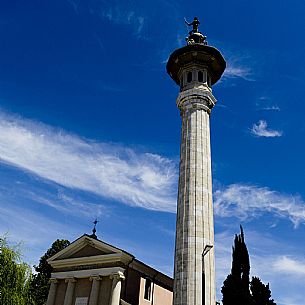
91,219,99,239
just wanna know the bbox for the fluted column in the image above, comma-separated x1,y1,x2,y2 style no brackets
46,278,58,305
89,276,102,305
167,23,225,305
63,278,77,305
109,272,125,305
173,88,216,305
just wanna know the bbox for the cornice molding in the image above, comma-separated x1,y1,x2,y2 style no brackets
51,267,125,280
49,252,132,269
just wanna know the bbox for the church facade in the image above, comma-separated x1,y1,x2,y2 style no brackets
46,234,173,305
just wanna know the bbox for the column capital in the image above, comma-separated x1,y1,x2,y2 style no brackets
65,277,77,283
177,88,217,114
89,275,102,281
110,271,125,281
49,278,58,284
47,278,59,305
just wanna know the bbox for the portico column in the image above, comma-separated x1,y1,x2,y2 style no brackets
109,272,125,305
46,278,58,305
63,278,77,305
89,276,102,305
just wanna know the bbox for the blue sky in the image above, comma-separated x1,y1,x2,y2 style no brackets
1,1,305,304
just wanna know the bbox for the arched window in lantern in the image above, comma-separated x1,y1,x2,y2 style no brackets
198,71,203,82
187,71,192,83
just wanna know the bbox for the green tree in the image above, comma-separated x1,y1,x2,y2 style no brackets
221,226,253,305
30,239,70,305
250,277,276,305
0,236,34,305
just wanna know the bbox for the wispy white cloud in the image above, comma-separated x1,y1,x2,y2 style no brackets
251,120,283,137
0,112,177,212
256,97,281,111
215,230,233,293
66,0,147,38
217,49,254,81
91,6,146,38
0,202,79,265
214,184,305,227
28,190,105,218
279,297,303,305
250,254,305,305
273,256,305,277
0,168,107,219
223,65,253,80
261,106,281,111
250,246,305,305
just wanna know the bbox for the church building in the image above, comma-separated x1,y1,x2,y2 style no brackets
46,233,173,305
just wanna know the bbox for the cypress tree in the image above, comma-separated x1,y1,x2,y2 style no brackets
222,227,277,305
221,226,252,305
250,277,276,305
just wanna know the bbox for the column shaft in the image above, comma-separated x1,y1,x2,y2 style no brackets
46,279,58,305
110,272,125,305
174,91,216,305
89,276,101,305
63,278,77,305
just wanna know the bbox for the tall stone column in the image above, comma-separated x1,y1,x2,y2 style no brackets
46,278,58,305
109,272,125,305
89,276,102,305
174,89,216,305
63,278,77,305
167,17,226,305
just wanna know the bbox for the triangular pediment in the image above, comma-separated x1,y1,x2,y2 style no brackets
68,244,111,258
47,235,133,269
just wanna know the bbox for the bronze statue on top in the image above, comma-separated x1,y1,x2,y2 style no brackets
185,17,200,34
184,17,207,45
